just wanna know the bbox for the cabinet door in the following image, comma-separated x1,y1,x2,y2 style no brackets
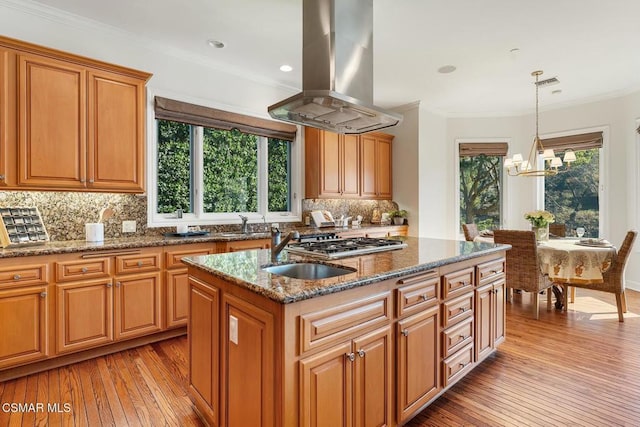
376,136,392,199
341,134,360,197
493,280,506,347
300,341,353,427
475,283,493,361
222,293,275,427
56,278,113,353
114,272,162,340
87,70,145,192
189,276,219,426
223,239,270,252
18,53,87,188
360,135,377,198
396,304,440,423
353,326,392,427
0,285,48,369
166,269,189,328
319,131,342,197
0,48,9,187
360,134,392,200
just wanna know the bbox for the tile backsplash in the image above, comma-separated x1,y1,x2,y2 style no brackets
0,191,402,241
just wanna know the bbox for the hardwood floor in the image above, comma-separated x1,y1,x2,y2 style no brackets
1,289,639,426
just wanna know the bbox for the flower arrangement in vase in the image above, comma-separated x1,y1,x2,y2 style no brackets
524,210,555,241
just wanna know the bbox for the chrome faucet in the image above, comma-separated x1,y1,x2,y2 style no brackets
271,227,300,262
239,215,249,233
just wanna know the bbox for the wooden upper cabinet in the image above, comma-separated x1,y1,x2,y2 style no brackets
88,70,145,192
360,132,393,199
305,127,393,200
0,35,151,193
18,53,87,189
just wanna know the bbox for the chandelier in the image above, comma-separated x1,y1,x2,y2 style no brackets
504,70,576,176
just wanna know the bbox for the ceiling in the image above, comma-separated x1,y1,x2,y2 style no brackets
30,0,640,117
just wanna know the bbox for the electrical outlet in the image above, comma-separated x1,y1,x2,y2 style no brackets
122,220,136,233
229,315,238,344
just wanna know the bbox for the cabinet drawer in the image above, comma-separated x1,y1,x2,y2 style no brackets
56,258,110,282
300,291,391,354
165,247,214,269
442,343,474,387
442,292,473,328
442,317,474,359
477,258,505,285
396,271,439,318
115,252,161,275
442,267,474,299
0,263,48,288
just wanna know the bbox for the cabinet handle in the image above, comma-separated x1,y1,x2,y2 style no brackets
401,329,409,337
116,282,121,287
357,349,366,358
81,267,88,273
13,274,21,280
137,261,143,267
89,179,94,184
459,362,470,368
459,307,467,313
106,283,112,288
346,352,355,362
40,291,47,298
0,174,5,181
80,178,86,183
421,294,428,301
459,334,469,340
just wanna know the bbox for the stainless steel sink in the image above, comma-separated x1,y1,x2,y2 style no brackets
262,262,356,280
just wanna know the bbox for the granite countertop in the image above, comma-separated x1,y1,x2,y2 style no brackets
182,237,509,304
0,224,402,258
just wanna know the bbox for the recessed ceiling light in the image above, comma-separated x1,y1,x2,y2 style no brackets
279,64,293,72
437,65,456,74
207,39,225,49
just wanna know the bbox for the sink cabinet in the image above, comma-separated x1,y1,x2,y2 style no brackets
187,250,507,426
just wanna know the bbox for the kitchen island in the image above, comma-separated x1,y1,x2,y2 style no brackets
183,237,508,427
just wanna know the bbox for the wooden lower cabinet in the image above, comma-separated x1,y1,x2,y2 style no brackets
56,278,114,353
114,272,162,340
186,251,507,427
300,325,392,427
166,269,189,328
220,238,270,252
475,278,506,362
221,293,275,427
396,305,440,423
189,276,219,426
0,285,48,368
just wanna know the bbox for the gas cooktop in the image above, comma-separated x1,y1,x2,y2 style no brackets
286,237,407,259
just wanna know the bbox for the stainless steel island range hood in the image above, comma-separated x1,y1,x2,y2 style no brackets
268,0,402,134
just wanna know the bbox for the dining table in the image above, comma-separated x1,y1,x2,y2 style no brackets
474,234,618,308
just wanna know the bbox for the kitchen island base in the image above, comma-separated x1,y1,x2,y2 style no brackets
187,245,506,427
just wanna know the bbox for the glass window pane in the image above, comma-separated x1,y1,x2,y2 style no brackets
545,148,599,237
157,120,192,214
459,154,502,231
203,128,258,213
268,138,291,212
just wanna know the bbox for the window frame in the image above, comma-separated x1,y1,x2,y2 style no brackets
536,126,608,238
454,138,510,238
146,91,302,227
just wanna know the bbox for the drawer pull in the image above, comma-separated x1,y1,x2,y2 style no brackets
459,307,467,313
459,334,469,340
81,267,88,273
459,362,470,368
137,261,143,267
13,274,21,280
346,352,355,362
106,283,112,288
116,282,121,287
421,294,429,301
357,349,366,358
40,292,47,298
401,329,409,337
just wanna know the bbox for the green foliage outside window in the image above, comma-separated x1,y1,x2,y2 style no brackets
459,155,502,231
157,121,192,214
545,148,599,237
156,120,292,215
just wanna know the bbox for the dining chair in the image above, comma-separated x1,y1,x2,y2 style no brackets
559,230,637,322
549,223,566,237
493,230,554,319
462,223,479,241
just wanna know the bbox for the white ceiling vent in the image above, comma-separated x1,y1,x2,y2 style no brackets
535,76,560,87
